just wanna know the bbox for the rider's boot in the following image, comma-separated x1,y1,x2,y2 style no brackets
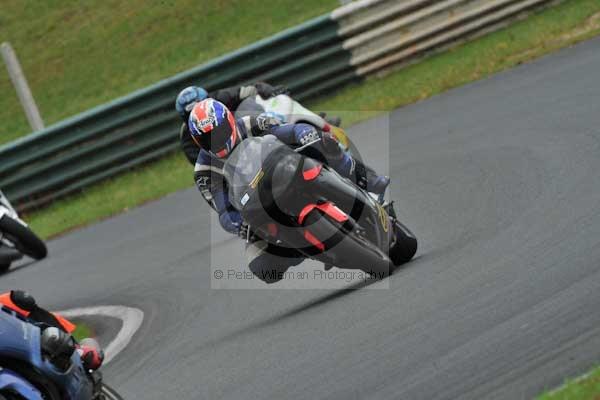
353,159,390,195
321,133,389,195
383,201,397,219
319,112,342,127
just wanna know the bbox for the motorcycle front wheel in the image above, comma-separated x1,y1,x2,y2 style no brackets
0,215,47,260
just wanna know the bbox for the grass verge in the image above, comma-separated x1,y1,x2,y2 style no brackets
537,366,600,400
72,321,94,342
0,0,337,145
22,0,600,239
26,152,190,239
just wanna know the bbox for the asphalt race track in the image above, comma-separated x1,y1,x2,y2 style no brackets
3,37,600,400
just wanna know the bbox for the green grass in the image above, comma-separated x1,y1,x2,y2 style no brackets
26,151,190,239
0,0,337,144
17,0,600,239
72,321,94,342
537,366,600,400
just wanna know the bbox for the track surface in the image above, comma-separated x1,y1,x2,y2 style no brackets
3,37,600,400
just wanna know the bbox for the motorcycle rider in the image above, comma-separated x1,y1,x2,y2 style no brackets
175,82,341,165
0,290,104,371
189,99,390,283
176,82,289,165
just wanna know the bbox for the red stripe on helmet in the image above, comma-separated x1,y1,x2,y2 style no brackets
214,115,238,159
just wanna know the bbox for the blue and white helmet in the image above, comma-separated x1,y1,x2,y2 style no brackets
175,86,208,120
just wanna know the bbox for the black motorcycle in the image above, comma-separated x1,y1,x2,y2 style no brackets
223,135,417,277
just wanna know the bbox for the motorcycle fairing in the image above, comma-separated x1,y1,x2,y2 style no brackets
0,308,94,399
0,367,43,400
225,136,393,267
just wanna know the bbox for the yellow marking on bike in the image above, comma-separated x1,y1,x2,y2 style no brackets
376,203,389,233
250,169,265,189
330,126,350,150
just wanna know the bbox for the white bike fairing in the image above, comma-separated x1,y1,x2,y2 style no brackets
254,94,328,130
0,190,27,226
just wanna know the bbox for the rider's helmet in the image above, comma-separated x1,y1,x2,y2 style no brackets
10,290,36,311
175,86,208,121
188,99,239,158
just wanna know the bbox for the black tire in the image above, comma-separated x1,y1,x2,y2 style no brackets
303,211,391,277
0,215,47,260
389,220,418,266
0,263,10,274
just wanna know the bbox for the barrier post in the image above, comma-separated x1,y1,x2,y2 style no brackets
1,42,45,132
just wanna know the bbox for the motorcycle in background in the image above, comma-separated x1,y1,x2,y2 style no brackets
0,190,47,273
236,94,352,151
0,303,122,399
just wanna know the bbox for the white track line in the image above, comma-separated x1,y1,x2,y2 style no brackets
59,305,144,364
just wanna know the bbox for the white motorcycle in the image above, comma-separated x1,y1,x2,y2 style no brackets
0,190,47,272
236,94,352,151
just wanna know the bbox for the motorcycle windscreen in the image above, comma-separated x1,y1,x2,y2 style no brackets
224,135,289,211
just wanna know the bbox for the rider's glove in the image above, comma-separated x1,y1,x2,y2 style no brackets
255,82,289,99
256,112,285,131
77,338,104,371
321,131,343,159
238,221,249,240
219,210,243,235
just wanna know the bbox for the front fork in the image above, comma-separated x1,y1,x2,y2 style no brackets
0,205,29,248
0,190,27,227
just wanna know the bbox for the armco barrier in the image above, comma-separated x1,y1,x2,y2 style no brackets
0,0,554,211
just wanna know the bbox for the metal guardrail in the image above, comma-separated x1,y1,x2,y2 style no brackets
340,0,554,76
0,0,554,211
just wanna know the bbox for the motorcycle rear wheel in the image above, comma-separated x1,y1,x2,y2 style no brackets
0,215,47,260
